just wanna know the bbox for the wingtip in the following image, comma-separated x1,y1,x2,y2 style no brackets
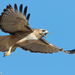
24,6,27,16
9,4,12,9
14,3,17,7
66,49,75,54
61,49,75,54
19,4,23,13
26,13,30,21
1,12,4,16
20,4,23,7
14,4,18,12
9,4,11,7
3,9,7,12
6,5,10,9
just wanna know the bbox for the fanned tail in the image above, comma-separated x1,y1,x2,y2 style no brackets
0,35,16,57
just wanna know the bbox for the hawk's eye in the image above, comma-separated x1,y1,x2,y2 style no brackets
42,30,45,32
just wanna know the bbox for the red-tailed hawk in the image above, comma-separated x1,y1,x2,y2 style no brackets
0,4,75,57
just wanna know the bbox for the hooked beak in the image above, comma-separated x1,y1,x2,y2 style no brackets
45,30,49,34
44,30,49,38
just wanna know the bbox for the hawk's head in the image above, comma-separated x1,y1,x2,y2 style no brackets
33,29,49,38
39,29,49,38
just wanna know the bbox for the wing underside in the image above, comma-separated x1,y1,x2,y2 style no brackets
0,4,32,34
20,38,62,54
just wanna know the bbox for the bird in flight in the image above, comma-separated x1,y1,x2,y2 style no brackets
0,4,75,57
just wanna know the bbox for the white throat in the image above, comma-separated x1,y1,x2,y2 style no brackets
26,33,38,40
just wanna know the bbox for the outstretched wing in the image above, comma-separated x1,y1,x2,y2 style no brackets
20,38,75,54
0,4,32,34
20,38,63,54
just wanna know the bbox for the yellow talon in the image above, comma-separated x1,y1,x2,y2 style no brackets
4,51,11,57
4,46,12,57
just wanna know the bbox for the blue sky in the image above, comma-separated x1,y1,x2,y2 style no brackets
0,0,75,75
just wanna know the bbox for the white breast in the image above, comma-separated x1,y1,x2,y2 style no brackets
26,33,38,40
17,33,38,43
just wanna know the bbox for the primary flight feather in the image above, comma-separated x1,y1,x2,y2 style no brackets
0,4,75,57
